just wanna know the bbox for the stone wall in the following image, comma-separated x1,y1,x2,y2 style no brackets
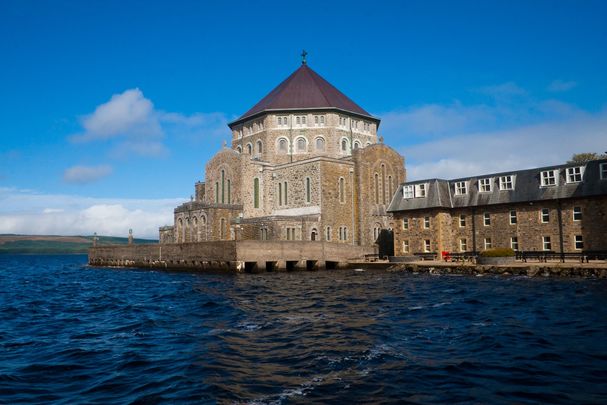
393,196,607,254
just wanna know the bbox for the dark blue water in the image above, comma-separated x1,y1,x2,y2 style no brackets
1,255,606,404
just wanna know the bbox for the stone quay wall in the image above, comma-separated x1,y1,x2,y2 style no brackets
89,241,374,272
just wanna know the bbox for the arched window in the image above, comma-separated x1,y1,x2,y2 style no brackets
278,138,288,153
246,143,252,154
366,141,372,146
353,140,361,149
215,181,219,203
326,226,332,241
310,228,318,241
283,181,288,205
374,173,379,204
253,178,260,208
221,169,225,204
220,218,226,239
296,137,307,152
227,179,231,204
278,117,282,125
193,217,198,241
315,137,325,151
236,145,242,153
341,138,348,152
339,177,345,203
305,177,311,203
201,215,207,225
388,175,393,202
381,164,386,204
256,140,263,154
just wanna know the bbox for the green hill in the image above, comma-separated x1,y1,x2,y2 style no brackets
0,235,158,254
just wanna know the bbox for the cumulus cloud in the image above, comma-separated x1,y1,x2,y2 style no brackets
63,165,113,184
0,187,185,239
548,79,577,92
69,89,231,158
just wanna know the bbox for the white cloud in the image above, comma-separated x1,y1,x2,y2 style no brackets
548,79,577,92
477,82,527,98
63,165,113,184
0,187,185,238
69,89,231,159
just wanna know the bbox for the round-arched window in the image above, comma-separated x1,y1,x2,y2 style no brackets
246,143,252,154
256,140,263,154
353,140,361,149
296,137,307,152
315,137,325,151
236,145,242,153
277,138,288,153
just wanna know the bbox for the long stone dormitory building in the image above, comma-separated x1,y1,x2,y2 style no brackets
388,159,607,256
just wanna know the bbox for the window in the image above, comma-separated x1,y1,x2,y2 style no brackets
403,185,414,199
253,178,260,208
260,228,268,240
278,138,289,153
375,173,380,203
339,177,345,203
566,166,583,183
283,181,288,205
314,115,325,126
423,216,430,229
326,226,332,241
415,184,426,198
459,238,467,252
601,163,607,180
483,212,491,226
511,237,519,251
454,181,467,195
402,218,409,230
403,240,410,254
573,206,582,221
227,179,231,204
286,227,297,240
541,170,558,187
221,170,225,204
338,226,348,241
574,235,583,250
424,239,431,252
341,138,349,153
499,175,514,190
543,236,552,251
215,181,219,203
459,214,466,227
236,145,242,153
388,176,393,201
315,137,325,151
541,208,549,223
510,210,517,225
220,218,226,239
256,140,263,154
479,178,492,192
484,238,492,249
247,143,252,154
296,137,307,152
305,177,311,203
353,140,361,149
277,116,288,127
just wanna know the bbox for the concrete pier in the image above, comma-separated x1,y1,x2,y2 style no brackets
88,240,374,272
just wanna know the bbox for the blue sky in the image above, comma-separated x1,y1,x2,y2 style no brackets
1,0,606,237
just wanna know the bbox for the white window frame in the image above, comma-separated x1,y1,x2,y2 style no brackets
484,238,492,249
573,206,582,221
483,212,491,226
403,240,410,254
479,178,492,192
459,214,466,227
566,166,584,183
423,216,430,229
499,175,514,190
423,239,431,253
454,181,467,195
541,208,550,223
509,210,517,225
601,163,607,180
511,237,519,251
459,238,467,252
402,218,409,230
542,236,552,251
540,170,558,187
415,184,427,198
574,235,583,250
403,185,414,199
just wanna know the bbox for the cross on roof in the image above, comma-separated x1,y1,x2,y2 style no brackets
301,49,307,64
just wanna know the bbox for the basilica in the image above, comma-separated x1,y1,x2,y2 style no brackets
159,59,405,250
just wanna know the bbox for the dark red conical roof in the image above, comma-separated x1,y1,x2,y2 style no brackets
229,64,376,127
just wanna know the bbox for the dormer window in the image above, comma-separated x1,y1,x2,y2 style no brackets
499,175,514,190
403,185,414,199
454,181,467,195
541,170,558,187
566,166,584,183
415,184,426,198
479,178,492,192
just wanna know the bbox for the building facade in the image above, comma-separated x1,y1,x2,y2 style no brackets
159,61,405,248
388,160,607,255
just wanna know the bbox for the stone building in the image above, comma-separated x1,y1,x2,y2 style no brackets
388,159,607,255
159,60,405,249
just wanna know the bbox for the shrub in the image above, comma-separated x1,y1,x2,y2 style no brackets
479,248,515,257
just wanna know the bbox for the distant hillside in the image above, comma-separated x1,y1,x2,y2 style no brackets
0,234,158,254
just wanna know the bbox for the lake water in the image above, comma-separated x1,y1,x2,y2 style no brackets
1,254,606,404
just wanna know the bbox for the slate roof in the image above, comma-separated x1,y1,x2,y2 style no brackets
387,159,607,212
229,64,377,127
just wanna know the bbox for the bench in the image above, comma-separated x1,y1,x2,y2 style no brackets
414,252,438,261
364,253,380,262
444,251,478,263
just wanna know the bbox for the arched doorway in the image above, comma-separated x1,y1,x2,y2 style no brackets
310,228,318,241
